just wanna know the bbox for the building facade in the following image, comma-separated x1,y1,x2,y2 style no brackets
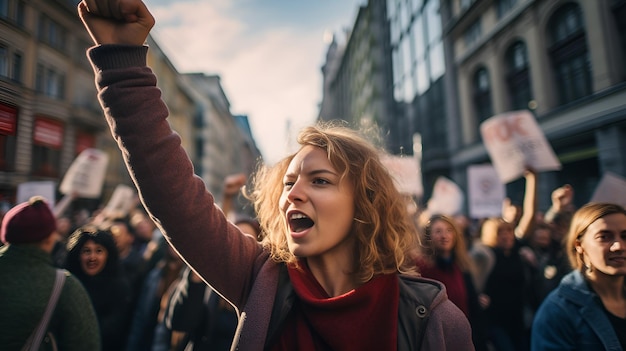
388,0,450,200
442,0,626,209
320,0,626,211
318,0,396,150
0,0,262,215
181,73,262,216
0,0,111,209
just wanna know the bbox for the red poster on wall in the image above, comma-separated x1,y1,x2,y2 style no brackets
0,103,17,135
75,131,95,155
34,116,64,149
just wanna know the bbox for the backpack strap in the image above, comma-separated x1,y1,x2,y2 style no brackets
264,264,295,349
22,269,66,351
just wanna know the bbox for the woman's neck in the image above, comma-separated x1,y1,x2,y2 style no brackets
586,272,626,318
306,257,360,297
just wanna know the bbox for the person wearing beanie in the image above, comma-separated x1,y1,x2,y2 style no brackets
0,196,101,350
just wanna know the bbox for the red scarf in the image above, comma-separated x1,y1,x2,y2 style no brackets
271,262,399,351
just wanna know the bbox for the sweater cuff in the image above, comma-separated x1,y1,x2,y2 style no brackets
87,44,148,71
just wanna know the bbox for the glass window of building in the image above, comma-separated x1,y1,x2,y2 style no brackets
412,0,423,12
0,45,7,78
0,0,21,25
461,0,475,12
0,0,7,18
497,0,517,18
401,35,415,102
387,0,397,20
36,63,66,99
464,19,482,47
12,52,21,82
425,0,444,82
473,67,493,125
392,48,403,101
611,1,626,77
412,14,429,94
505,41,533,110
548,3,591,105
38,14,67,52
0,45,22,82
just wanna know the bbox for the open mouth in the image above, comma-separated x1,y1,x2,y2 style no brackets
289,212,314,233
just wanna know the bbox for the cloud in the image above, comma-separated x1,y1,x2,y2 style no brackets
146,0,356,164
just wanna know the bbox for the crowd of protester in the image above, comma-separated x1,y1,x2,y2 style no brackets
2,170,624,350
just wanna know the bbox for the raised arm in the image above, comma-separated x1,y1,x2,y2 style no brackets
221,173,248,222
78,0,154,46
515,168,537,240
76,0,267,308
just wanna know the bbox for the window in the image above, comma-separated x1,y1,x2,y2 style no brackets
506,41,533,110
464,19,482,47
410,0,445,96
0,0,7,18
497,0,517,18
0,0,24,27
548,3,591,104
0,44,22,82
612,0,626,76
38,14,67,52
473,67,493,125
12,52,21,82
425,0,445,82
0,46,7,78
35,63,66,99
461,0,475,12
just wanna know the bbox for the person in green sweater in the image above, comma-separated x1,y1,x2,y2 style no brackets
0,196,101,350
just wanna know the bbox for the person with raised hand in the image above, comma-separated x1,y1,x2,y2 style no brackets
77,1,474,350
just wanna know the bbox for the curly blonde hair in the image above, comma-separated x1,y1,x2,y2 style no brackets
248,123,418,283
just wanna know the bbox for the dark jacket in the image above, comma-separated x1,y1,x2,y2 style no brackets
531,270,623,351
88,43,474,351
166,267,238,351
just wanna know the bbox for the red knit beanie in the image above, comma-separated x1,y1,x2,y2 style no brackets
0,196,57,244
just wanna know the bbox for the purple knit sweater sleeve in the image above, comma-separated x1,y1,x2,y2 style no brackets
87,44,267,309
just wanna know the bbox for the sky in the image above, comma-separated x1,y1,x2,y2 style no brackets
144,0,364,164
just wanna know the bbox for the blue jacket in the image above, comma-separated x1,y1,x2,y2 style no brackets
531,270,623,351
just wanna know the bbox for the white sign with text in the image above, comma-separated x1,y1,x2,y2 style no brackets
480,110,561,183
59,148,109,199
467,164,505,219
380,154,423,197
427,176,464,216
16,181,56,205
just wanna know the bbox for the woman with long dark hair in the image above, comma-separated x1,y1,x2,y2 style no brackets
65,226,133,351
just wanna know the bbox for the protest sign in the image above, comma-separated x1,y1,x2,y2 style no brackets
16,181,55,205
467,164,505,219
380,154,423,197
590,172,626,208
102,184,137,219
427,176,464,216
59,148,109,198
480,110,561,183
